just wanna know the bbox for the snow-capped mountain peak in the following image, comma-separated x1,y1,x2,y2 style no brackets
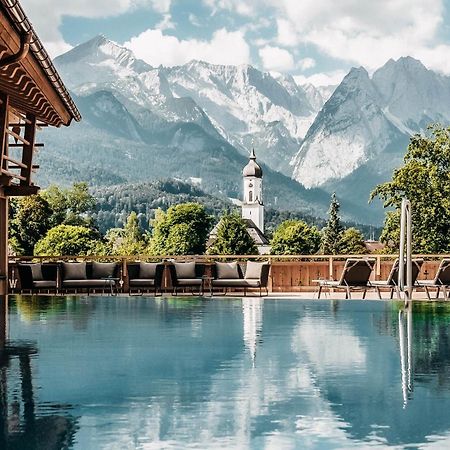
55,35,152,87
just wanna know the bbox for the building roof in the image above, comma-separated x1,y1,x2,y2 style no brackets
208,217,269,248
364,240,385,253
242,148,263,178
242,218,269,245
0,0,81,126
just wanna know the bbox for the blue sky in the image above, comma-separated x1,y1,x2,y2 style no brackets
21,0,450,86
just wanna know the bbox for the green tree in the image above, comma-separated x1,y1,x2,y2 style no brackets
10,195,52,255
339,228,367,254
107,212,147,255
208,213,257,255
371,124,450,253
321,193,344,254
270,219,321,255
41,182,96,227
149,203,212,255
34,225,104,256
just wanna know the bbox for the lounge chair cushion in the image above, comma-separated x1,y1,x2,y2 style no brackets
129,279,155,287
174,262,196,279
33,280,57,288
92,262,116,279
63,262,87,280
139,262,158,279
27,263,43,281
216,262,239,279
213,279,260,287
62,279,114,288
176,278,202,286
245,261,266,279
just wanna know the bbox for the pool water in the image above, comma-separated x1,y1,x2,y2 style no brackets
2,296,450,449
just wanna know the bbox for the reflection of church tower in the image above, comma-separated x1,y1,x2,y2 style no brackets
242,149,264,233
243,298,263,367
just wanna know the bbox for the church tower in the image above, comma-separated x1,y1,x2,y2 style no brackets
242,149,264,233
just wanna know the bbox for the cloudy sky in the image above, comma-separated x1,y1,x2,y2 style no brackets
20,0,450,86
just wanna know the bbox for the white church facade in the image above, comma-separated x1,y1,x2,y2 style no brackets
207,149,271,254
241,150,270,254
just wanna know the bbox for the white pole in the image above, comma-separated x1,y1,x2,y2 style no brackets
406,201,413,300
399,199,407,292
399,198,412,300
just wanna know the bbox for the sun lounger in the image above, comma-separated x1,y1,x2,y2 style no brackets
417,258,450,300
316,258,376,299
371,258,423,299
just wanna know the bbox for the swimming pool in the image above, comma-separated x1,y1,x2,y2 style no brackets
1,296,450,449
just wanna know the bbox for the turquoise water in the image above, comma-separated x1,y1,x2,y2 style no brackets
1,296,450,449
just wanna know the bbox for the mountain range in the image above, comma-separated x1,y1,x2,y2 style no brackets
35,35,450,225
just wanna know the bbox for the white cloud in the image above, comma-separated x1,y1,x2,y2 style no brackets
259,45,294,71
270,0,450,72
275,18,298,47
155,13,175,30
298,57,316,71
203,0,256,16
294,70,346,87
206,0,450,75
188,13,201,27
147,0,171,14
125,28,250,66
20,0,172,57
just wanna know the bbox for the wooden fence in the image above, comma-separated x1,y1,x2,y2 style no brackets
7,254,448,293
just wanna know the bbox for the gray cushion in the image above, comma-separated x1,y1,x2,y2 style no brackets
63,262,87,280
92,262,116,278
174,262,196,279
62,279,114,288
139,262,157,279
216,262,239,279
213,279,260,287
130,279,155,287
33,280,57,288
28,263,43,281
245,261,266,279
176,278,202,286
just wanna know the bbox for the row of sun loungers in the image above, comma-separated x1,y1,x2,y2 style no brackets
15,260,270,297
316,257,450,300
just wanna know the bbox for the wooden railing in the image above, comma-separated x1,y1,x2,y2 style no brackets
7,254,448,293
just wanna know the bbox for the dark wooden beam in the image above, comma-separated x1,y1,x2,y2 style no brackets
0,92,8,175
20,113,36,185
3,184,39,196
0,196,7,295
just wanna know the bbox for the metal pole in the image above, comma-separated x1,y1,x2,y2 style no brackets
406,201,413,300
399,198,412,300
399,199,407,292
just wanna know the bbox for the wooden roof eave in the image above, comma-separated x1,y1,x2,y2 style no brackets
0,8,74,126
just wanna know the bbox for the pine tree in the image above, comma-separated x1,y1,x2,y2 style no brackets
321,193,344,254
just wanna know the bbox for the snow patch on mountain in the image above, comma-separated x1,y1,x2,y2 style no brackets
55,38,320,172
291,67,405,188
291,58,450,189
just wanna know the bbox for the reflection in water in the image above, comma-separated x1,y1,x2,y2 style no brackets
0,296,78,450
5,296,450,449
242,298,263,366
399,307,414,407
